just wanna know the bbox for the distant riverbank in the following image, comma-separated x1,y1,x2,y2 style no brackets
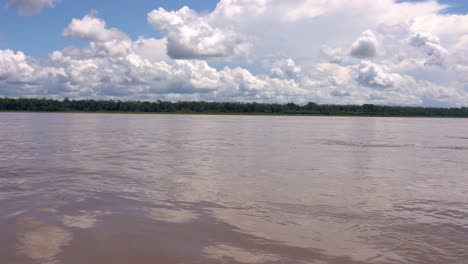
3,110,468,119
1,97,468,118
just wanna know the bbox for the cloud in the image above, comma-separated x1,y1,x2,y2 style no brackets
409,32,448,66
411,13,468,39
357,61,401,88
330,89,351,97
0,49,42,84
63,15,132,58
147,7,251,60
45,49,306,101
270,58,302,79
132,37,169,62
0,49,49,96
5,0,59,16
350,30,378,59
63,14,128,42
320,46,345,64
313,63,352,86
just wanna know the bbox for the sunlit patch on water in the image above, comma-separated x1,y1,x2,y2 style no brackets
40,192,69,202
147,207,198,224
5,210,26,219
203,244,280,263
60,210,108,229
38,208,59,213
16,216,73,264
211,206,395,262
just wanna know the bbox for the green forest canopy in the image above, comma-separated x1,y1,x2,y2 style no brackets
1,97,468,117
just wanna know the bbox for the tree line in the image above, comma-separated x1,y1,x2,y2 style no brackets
0,97,467,117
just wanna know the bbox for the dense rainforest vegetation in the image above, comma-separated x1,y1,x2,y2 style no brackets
1,97,468,117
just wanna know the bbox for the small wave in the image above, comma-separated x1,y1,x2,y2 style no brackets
393,201,468,223
0,184,31,193
448,136,468,140
426,146,468,150
434,209,468,220
322,139,412,148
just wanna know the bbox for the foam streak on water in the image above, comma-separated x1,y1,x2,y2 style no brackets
0,113,467,264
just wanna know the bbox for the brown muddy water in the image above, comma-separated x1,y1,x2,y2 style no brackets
0,113,467,264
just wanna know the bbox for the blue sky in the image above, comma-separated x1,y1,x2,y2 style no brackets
401,0,468,13
1,0,468,106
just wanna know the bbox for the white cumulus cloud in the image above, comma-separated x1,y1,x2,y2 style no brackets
357,61,402,89
63,15,132,58
409,32,449,66
270,59,302,79
147,7,251,60
350,30,378,59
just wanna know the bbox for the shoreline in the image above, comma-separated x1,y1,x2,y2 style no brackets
1,110,467,118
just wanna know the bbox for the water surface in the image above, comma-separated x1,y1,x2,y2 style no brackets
1,113,467,264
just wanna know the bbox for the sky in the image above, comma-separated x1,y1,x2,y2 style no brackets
1,0,468,106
